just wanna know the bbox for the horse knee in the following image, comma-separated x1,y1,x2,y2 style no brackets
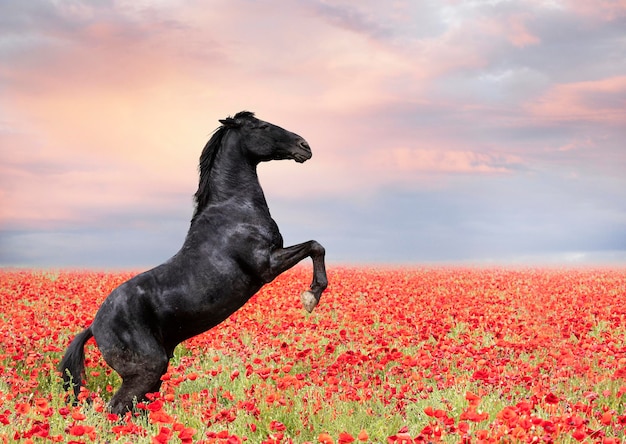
310,241,325,257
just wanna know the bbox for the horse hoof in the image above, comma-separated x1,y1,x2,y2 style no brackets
300,290,318,313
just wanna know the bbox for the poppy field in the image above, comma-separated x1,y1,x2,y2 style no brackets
1,266,626,443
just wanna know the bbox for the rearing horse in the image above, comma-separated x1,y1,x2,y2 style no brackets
59,111,328,415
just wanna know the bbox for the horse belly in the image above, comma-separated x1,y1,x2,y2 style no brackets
158,271,263,344
92,257,264,351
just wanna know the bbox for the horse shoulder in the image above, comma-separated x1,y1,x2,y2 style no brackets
185,202,282,280
218,214,280,279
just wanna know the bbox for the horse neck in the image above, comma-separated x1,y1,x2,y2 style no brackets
205,133,268,208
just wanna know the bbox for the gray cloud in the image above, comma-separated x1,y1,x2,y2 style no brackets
268,170,626,265
315,0,450,43
4,171,624,267
301,0,393,40
517,11,626,82
0,226,186,269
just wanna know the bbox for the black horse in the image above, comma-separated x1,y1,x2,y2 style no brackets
59,111,328,415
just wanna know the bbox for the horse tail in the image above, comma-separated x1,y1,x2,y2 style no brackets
58,326,93,399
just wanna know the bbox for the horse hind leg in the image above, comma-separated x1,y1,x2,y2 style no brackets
102,347,169,416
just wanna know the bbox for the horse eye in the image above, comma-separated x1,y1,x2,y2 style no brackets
258,124,270,130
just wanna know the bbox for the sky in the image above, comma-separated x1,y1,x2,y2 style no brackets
1,0,625,268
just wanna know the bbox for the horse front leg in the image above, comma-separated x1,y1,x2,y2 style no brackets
265,240,328,313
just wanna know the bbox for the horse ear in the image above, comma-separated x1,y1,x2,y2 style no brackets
219,117,240,128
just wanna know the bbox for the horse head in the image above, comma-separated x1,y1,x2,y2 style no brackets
222,111,312,164
193,111,312,221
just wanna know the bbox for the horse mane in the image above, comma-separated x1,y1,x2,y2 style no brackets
192,111,256,222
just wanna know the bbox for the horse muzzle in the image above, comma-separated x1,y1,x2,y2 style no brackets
292,141,312,163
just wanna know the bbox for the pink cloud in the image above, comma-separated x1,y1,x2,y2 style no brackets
368,147,520,175
0,154,191,230
557,137,597,152
1,0,486,210
477,13,540,49
526,76,626,124
1,0,623,235
565,0,626,21
505,14,541,48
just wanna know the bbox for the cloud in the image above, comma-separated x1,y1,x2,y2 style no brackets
526,76,626,124
473,12,541,49
0,224,188,269
0,136,194,230
368,148,522,174
301,0,393,40
1,0,625,266
0,172,191,232
268,170,626,265
565,0,626,21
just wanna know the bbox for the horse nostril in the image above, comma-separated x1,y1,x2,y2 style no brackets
300,141,310,150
